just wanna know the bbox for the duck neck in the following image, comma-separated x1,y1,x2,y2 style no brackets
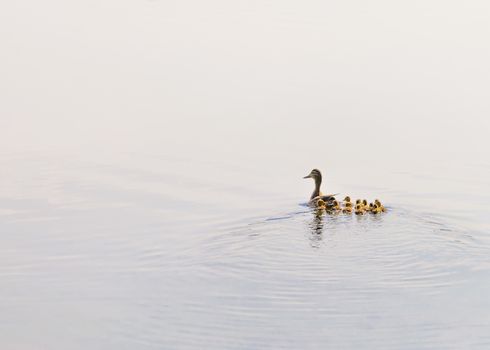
311,176,322,199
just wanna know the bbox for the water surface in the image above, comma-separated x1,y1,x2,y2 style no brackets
1,153,490,349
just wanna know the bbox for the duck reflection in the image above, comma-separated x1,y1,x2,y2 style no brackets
310,208,325,234
307,208,325,248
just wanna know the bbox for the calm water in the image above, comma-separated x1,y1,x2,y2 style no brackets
1,152,490,349
2,0,490,348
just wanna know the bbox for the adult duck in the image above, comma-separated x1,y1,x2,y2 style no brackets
303,169,337,205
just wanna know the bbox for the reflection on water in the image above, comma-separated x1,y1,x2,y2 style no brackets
1,154,490,350
309,208,325,235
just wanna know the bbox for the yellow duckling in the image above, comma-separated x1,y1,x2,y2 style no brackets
316,198,326,209
371,203,383,214
374,199,386,212
367,202,375,213
341,196,352,213
342,205,353,214
343,196,352,207
331,200,342,211
354,204,365,215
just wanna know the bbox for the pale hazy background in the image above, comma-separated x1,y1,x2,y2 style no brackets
1,1,490,349
1,0,489,163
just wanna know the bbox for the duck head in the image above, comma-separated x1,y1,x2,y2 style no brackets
304,169,323,199
303,169,322,181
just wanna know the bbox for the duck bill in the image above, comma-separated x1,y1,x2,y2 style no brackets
303,174,312,179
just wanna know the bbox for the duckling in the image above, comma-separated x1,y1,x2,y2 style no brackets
371,203,382,214
342,205,353,214
354,204,365,215
367,202,375,213
341,196,352,213
331,200,342,211
304,169,337,204
316,198,326,209
357,199,368,212
374,199,386,212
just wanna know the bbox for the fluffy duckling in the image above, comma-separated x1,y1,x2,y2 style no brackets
355,199,363,211
374,199,386,212
342,205,353,214
316,198,327,209
371,203,383,214
354,204,365,215
343,196,352,207
341,196,352,213
367,202,375,213
331,200,342,211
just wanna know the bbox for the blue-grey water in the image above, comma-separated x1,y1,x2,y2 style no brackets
2,0,490,349
1,152,490,349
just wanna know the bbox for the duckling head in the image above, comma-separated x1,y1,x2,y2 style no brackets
362,199,367,206
344,196,351,202
375,199,381,206
316,198,326,207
